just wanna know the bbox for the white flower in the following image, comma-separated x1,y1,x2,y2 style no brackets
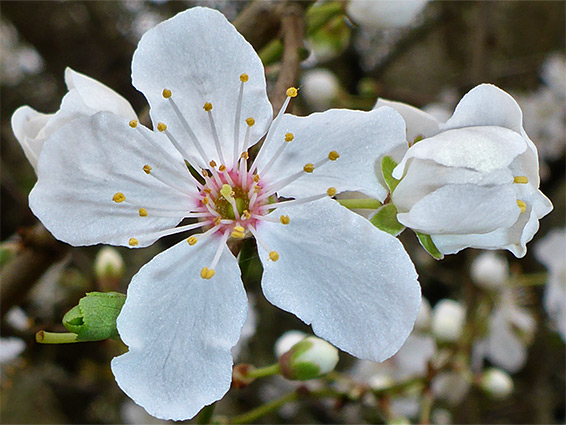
377,84,553,257
479,368,514,399
301,68,341,111
23,7,421,420
0,337,25,364
431,299,465,343
535,228,566,341
347,0,429,29
11,68,137,172
541,53,566,100
470,252,509,290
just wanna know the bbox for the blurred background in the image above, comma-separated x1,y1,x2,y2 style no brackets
1,1,564,423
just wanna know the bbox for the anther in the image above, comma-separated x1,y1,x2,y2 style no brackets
113,192,126,203
200,267,215,279
514,176,529,184
202,169,209,177
202,197,209,205
128,238,139,246
231,226,246,239
157,122,167,132
253,174,260,183
209,160,217,168
219,165,226,172
139,208,148,217
143,165,152,174
203,188,212,194
187,236,198,246
269,251,280,262
214,217,222,226
517,200,527,213
243,210,251,220
162,88,172,99
327,187,337,197
280,215,290,225
285,133,294,142
245,117,255,127
203,102,213,112
241,152,249,159
286,87,298,98
328,151,340,161
129,120,138,128
303,163,315,173
240,73,249,82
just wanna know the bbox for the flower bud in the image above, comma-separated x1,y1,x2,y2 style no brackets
278,336,339,380
94,247,124,284
471,252,509,289
274,330,307,358
479,368,513,399
414,298,432,331
302,69,340,111
431,299,466,342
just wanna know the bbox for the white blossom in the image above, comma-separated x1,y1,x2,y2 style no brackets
470,252,509,290
431,299,465,343
479,368,514,399
301,68,340,111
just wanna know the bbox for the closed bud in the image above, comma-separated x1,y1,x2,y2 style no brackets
471,252,509,289
431,299,466,342
480,368,513,399
278,336,339,380
94,247,124,290
274,330,307,358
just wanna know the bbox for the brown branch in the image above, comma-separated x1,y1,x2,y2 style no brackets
233,1,283,52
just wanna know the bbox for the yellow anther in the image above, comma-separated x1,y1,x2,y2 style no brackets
214,217,222,226
202,197,209,205
220,184,234,200
187,236,198,246
517,200,527,213
254,185,262,193
219,165,227,172
200,267,215,279
203,102,213,112
328,151,340,161
143,165,152,174
202,169,209,177
327,187,337,197
129,120,138,128
286,87,298,98
162,88,172,98
203,188,212,194
157,122,167,132
253,174,260,183
240,152,249,159
285,133,294,142
231,226,245,239
128,238,139,246
280,215,290,225
113,192,126,203
303,163,315,173
514,176,529,184
234,225,245,233
243,210,251,220
139,208,148,217
269,251,280,262
240,73,249,82
209,160,217,168
245,117,255,127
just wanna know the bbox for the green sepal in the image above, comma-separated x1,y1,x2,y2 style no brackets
289,339,321,380
415,232,444,260
381,156,400,193
62,292,126,341
370,203,405,236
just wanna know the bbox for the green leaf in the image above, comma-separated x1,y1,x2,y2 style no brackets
369,203,405,236
381,156,400,193
63,292,126,341
415,232,444,260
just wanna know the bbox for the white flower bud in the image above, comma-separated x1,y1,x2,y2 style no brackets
94,247,124,280
414,298,432,330
274,330,306,358
347,0,429,29
431,299,466,342
279,336,339,380
367,373,394,391
480,368,513,399
471,252,509,289
302,69,340,111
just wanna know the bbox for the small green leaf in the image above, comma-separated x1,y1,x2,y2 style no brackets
381,156,400,193
415,232,444,260
370,204,405,236
63,292,126,341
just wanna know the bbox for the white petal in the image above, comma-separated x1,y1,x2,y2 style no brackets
11,106,52,169
258,107,407,201
63,68,138,121
394,334,436,377
256,197,421,362
397,184,521,235
485,308,528,373
374,98,441,141
29,112,197,248
131,7,272,169
112,237,247,421
444,84,524,134
392,126,527,179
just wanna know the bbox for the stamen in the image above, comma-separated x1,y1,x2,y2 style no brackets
239,119,254,188
129,120,138,128
259,193,329,210
303,163,315,173
138,208,148,217
201,267,216,279
113,192,126,203
187,236,198,245
269,251,280,262
280,215,290,225
128,238,139,246
145,220,213,240
161,127,199,167
517,200,527,213
144,164,201,195
328,151,340,161
327,187,337,196
286,87,298,97
188,224,222,247
231,225,246,239
143,165,152,174
220,165,236,186
247,225,272,254
204,102,226,165
260,133,294,178
162,88,172,99
514,176,529,184
233,76,247,165
202,231,231,279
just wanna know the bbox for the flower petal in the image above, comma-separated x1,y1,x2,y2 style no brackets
258,107,407,201
397,184,521,235
29,112,197,247
374,98,441,141
485,308,530,372
112,237,247,421
131,7,272,169
392,126,528,179
11,106,52,168
256,197,421,362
